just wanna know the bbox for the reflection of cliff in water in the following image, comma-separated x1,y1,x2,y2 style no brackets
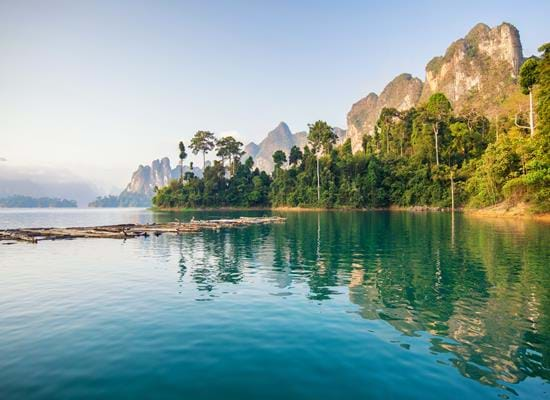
136,211,549,390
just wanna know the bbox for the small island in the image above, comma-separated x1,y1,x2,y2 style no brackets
0,195,77,208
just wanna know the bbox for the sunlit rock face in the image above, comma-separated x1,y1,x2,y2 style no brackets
345,22,524,153
123,157,172,199
421,22,523,108
347,74,423,153
113,158,201,206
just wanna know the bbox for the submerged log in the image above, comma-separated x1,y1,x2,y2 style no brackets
0,216,286,243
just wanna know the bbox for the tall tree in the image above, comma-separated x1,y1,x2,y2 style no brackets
178,141,187,182
426,93,452,166
536,43,550,135
190,131,216,169
308,120,337,202
272,150,287,170
289,145,303,166
216,136,244,176
519,57,541,137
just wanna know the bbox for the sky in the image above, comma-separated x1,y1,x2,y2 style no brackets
1,0,549,191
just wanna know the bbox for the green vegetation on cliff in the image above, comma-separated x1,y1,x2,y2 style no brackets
154,43,550,212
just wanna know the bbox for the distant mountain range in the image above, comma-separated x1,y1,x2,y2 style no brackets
0,195,77,208
0,164,98,207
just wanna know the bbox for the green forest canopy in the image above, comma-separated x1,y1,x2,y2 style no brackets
153,43,550,212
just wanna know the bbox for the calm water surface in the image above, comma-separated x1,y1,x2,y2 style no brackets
0,208,549,399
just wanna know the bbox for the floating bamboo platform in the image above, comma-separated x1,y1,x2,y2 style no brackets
0,216,286,244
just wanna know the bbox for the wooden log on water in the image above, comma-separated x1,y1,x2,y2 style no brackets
0,216,286,243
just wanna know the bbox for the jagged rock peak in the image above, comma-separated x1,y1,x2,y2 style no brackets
346,22,525,153
422,21,523,108
346,73,423,152
244,122,307,173
267,121,293,140
123,158,173,197
244,142,260,158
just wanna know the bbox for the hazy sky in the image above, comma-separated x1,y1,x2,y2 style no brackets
1,0,549,190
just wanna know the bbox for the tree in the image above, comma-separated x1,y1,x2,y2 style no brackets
519,57,541,137
308,120,337,202
190,131,216,169
535,43,550,135
377,108,400,155
426,93,452,166
178,141,187,182
216,136,244,176
184,161,195,181
289,145,303,166
272,150,287,170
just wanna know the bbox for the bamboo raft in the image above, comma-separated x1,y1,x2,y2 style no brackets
0,216,286,244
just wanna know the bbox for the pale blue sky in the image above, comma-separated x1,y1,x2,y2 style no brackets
1,0,549,189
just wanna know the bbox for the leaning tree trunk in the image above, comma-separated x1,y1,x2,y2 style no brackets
180,160,183,182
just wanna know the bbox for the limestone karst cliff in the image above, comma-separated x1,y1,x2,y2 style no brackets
347,74,423,153
90,158,202,207
122,157,172,199
420,22,523,108
346,22,525,153
244,122,306,172
245,121,346,172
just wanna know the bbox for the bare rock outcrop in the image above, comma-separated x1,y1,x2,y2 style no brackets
347,74,423,152
345,22,524,153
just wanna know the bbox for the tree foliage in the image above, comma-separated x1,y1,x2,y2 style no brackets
154,43,549,212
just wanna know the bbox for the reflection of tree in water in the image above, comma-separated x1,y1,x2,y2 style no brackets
145,211,549,390
168,225,273,295
272,212,549,391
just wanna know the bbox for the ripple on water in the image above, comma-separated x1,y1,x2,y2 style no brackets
0,210,548,399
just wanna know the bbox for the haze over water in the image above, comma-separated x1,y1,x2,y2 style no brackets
0,209,549,399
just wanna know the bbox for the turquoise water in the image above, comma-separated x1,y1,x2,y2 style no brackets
0,209,549,399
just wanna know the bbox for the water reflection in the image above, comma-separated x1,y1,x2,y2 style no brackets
140,211,549,392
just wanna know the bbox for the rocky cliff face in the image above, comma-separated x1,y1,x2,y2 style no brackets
244,122,346,172
90,158,202,207
347,74,423,152
122,157,172,199
421,22,523,109
244,122,308,172
346,22,524,153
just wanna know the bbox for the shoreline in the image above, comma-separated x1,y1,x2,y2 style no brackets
151,205,550,222
463,203,550,223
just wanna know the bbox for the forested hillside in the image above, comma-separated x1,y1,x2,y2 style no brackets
153,43,549,212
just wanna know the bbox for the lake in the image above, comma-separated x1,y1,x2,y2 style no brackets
0,208,548,399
